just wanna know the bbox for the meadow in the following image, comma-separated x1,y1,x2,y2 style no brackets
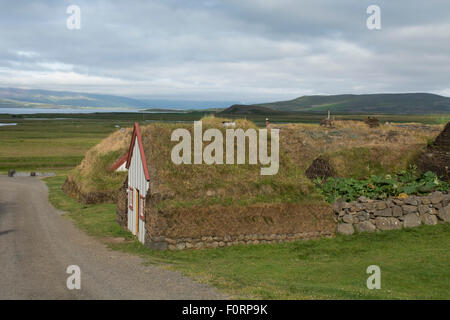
45,174,450,299
2,111,450,299
1,111,449,173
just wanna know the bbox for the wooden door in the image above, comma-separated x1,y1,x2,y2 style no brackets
135,189,140,235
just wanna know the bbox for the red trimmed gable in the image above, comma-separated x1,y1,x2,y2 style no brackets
126,123,150,181
109,153,128,171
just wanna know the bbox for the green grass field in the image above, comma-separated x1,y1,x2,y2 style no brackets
3,112,450,299
1,112,449,173
45,175,450,300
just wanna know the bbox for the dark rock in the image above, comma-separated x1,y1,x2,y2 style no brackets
305,157,336,180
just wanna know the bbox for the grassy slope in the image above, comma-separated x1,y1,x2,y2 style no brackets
45,175,450,300
255,93,450,114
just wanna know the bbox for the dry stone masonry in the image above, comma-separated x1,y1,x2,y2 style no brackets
162,231,332,251
334,191,450,235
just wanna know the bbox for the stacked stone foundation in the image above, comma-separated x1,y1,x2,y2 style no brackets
334,191,450,235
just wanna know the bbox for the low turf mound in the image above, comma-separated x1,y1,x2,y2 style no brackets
417,121,450,181
63,127,132,203
65,117,443,205
138,116,319,208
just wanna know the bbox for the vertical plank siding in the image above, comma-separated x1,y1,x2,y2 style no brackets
127,136,149,244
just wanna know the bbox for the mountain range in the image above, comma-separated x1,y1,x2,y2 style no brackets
222,93,450,114
1,88,450,114
0,87,235,110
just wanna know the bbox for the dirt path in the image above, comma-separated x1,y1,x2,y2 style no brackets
0,176,226,300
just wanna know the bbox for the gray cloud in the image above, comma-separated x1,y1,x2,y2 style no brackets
1,0,450,101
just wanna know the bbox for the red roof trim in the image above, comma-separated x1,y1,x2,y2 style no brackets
109,153,128,171
125,123,150,181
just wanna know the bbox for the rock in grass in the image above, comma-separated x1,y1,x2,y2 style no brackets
337,223,354,235
355,221,376,233
403,213,421,228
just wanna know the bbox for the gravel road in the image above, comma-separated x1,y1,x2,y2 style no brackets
0,176,226,300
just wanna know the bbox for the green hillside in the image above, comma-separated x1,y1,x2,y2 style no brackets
251,93,450,114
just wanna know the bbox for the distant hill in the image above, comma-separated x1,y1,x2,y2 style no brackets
0,87,237,110
220,104,286,115
241,93,450,114
0,87,147,109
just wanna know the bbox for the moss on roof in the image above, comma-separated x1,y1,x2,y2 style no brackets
67,116,443,207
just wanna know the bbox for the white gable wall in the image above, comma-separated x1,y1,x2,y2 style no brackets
115,161,128,172
127,136,149,244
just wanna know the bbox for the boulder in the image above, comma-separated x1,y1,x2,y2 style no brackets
375,217,402,231
418,205,431,215
430,191,444,204
402,205,417,214
404,197,418,206
421,214,438,225
403,213,421,228
437,206,450,222
392,206,403,217
375,208,392,217
342,214,354,224
375,201,387,210
337,223,354,235
355,221,376,233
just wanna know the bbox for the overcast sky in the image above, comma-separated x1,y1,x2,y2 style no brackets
1,0,450,103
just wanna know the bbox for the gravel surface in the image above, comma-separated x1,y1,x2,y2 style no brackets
0,176,226,300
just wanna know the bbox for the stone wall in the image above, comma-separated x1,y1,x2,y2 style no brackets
334,191,450,235
161,231,332,251
143,201,336,251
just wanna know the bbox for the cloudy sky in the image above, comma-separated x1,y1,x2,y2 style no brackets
1,0,450,103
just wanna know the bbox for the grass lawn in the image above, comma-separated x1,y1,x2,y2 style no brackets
0,118,135,173
2,112,448,173
45,175,450,300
